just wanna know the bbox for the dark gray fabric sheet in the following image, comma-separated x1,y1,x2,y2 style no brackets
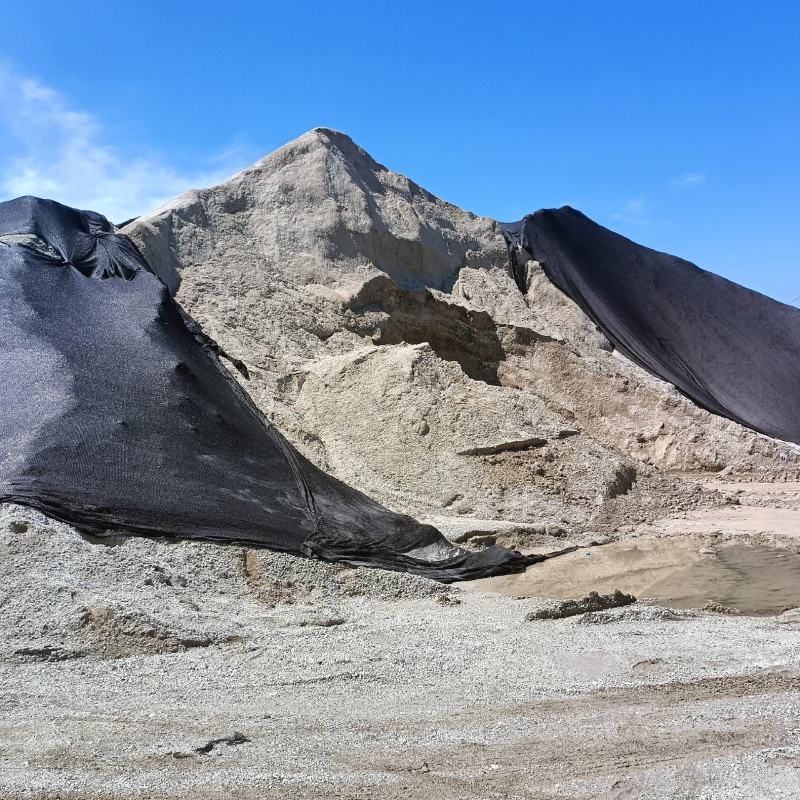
501,207,800,445
0,196,530,581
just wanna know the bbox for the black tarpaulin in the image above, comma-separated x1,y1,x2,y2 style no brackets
501,207,800,445
0,196,530,582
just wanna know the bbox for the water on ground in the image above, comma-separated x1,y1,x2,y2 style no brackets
469,538,800,615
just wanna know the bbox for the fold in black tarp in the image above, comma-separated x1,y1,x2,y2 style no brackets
0,196,530,582
501,208,800,446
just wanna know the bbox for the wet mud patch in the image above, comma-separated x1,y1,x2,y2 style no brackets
468,538,800,615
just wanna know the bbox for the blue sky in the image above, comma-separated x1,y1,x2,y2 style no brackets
1,1,798,304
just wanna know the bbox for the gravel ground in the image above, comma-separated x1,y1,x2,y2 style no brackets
2,504,800,799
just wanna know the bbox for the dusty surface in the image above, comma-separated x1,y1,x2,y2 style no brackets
2,504,800,799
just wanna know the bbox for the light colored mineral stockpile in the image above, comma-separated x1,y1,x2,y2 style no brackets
124,128,800,535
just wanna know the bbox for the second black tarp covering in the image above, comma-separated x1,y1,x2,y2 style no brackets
0,196,530,582
501,208,800,446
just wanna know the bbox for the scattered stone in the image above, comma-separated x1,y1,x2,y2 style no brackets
177,635,214,648
777,608,800,629
195,731,250,754
632,658,665,672
194,732,251,755
435,594,462,606
14,645,85,662
579,606,689,624
526,590,637,621
703,601,742,615
297,617,346,628
603,464,638,500
454,499,476,515
456,436,548,457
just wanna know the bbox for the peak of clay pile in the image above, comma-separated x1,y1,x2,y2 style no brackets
126,127,505,297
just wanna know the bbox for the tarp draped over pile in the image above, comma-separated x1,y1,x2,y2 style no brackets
0,196,529,581
501,208,800,446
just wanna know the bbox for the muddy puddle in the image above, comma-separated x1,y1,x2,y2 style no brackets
468,539,800,615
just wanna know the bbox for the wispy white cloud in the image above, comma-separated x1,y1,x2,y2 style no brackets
611,193,651,224
669,171,706,189
0,65,249,223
